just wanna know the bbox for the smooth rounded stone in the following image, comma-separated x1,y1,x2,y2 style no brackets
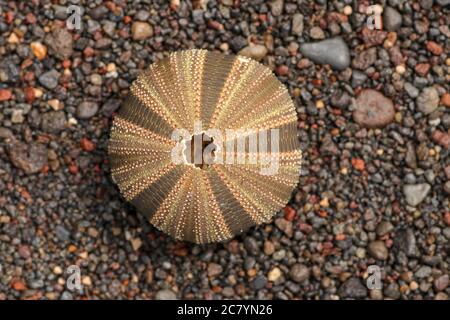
76,101,99,119
101,99,121,117
403,183,431,207
338,277,367,299
383,283,401,299
38,69,60,89
229,36,247,52
331,90,351,109
415,266,432,279
352,89,395,128
383,7,402,31
89,5,108,19
291,13,304,35
238,44,268,61
299,37,350,70
289,264,310,283
368,241,389,260
44,27,73,60
155,289,177,300
131,22,153,40
352,47,377,70
250,275,267,290
437,0,450,5
243,237,260,256
376,221,394,236
434,275,449,291
7,141,47,174
444,181,450,195
55,225,70,241
41,111,66,133
416,87,440,115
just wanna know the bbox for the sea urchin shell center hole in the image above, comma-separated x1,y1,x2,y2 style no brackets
184,133,216,169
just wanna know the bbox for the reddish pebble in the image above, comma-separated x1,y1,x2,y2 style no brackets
276,65,289,76
6,11,14,24
441,93,450,108
0,89,12,101
83,47,95,57
24,87,35,103
432,130,450,149
283,206,296,221
351,158,365,171
11,279,26,291
335,234,346,241
25,13,36,24
80,138,96,152
62,59,71,69
208,20,224,30
426,41,443,55
414,63,430,76
123,15,132,24
444,213,450,226
69,163,79,174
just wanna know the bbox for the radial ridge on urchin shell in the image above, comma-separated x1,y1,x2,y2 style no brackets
108,49,302,244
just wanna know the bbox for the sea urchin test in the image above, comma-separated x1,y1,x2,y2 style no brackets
108,49,302,244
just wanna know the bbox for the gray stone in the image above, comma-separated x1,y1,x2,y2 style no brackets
415,265,432,278
403,183,431,206
101,99,121,117
41,111,66,133
299,37,350,70
394,228,417,257
55,225,70,242
330,90,350,109
416,87,440,115
384,283,401,299
155,289,177,300
404,82,419,98
250,275,267,290
244,237,260,256
351,70,368,87
383,7,402,31
77,101,99,119
339,277,367,299
39,70,60,89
